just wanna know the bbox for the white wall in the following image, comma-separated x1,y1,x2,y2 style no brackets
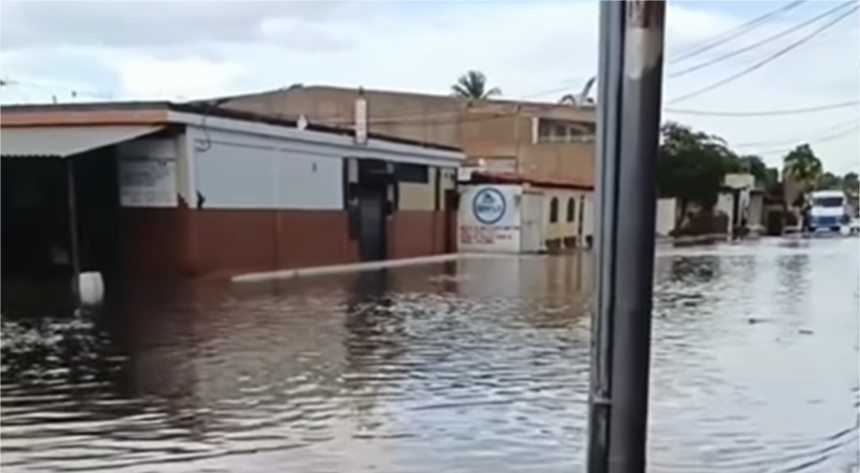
655,198,677,237
581,193,595,242
716,192,734,234
458,184,522,253
520,190,545,253
187,126,343,210
116,137,179,208
724,173,755,189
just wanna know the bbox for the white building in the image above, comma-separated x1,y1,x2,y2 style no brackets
456,172,594,254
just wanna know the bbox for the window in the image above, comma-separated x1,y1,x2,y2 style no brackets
395,163,429,183
549,197,560,223
566,197,576,222
536,118,596,144
812,196,844,208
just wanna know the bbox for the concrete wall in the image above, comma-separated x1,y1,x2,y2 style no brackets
397,167,457,211
724,173,756,190
457,183,593,254
655,198,677,237
191,127,344,210
458,184,522,253
113,117,463,280
540,187,593,249
220,86,595,188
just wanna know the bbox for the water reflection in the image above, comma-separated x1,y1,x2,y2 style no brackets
2,240,857,473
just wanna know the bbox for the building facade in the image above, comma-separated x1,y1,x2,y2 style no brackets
457,172,594,254
1,102,463,295
211,85,596,188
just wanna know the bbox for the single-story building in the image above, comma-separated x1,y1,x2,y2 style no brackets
1,101,464,299
456,170,594,253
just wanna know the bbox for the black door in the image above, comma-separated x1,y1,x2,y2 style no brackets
357,188,387,262
443,189,459,253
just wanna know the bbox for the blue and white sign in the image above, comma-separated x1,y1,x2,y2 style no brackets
472,187,507,225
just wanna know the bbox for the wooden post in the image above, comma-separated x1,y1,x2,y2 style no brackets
66,158,82,301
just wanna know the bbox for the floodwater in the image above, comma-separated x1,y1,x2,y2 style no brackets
2,238,858,473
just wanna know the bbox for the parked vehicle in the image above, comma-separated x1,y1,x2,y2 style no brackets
806,190,851,234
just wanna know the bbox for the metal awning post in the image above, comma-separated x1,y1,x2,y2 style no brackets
587,2,667,473
66,158,82,301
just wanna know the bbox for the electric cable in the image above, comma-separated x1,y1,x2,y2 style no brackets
753,123,859,156
731,118,859,148
668,1,855,79
664,99,859,117
669,0,808,64
666,3,859,105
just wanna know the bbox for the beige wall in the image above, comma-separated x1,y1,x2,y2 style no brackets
397,166,457,211
539,187,593,246
220,86,595,188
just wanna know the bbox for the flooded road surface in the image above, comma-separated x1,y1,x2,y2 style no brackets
2,238,858,472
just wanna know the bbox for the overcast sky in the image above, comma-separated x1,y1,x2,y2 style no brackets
1,0,857,174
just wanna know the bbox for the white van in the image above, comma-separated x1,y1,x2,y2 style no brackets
807,190,850,233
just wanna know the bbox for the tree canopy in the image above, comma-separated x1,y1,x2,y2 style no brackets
782,144,823,190
657,122,740,213
451,71,501,100
655,121,851,214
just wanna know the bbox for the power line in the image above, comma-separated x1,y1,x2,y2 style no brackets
731,117,860,156
668,1,855,79
732,118,859,148
664,99,859,117
666,3,859,105
669,1,808,64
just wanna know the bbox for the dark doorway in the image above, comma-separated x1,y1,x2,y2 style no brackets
765,210,784,236
72,149,122,293
2,149,123,311
1,158,74,305
356,187,388,262
443,189,459,254
0,157,71,281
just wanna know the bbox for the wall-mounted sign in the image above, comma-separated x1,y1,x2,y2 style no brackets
118,156,177,207
459,225,517,245
472,187,507,225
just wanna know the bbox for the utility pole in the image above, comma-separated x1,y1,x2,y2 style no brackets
587,2,667,473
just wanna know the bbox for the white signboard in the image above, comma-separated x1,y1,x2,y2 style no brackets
458,184,521,253
119,156,178,207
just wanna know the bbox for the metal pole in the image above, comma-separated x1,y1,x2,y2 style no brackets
587,2,667,473
587,1,626,473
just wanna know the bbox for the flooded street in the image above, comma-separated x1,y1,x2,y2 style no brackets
2,238,858,473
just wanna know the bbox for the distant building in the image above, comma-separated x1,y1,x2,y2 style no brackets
209,85,596,188
1,101,463,302
457,170,594,253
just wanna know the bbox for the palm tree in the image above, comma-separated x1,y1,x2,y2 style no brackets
451,71,501,100
783,144,823,191
782,144,823,228
559,76,596,106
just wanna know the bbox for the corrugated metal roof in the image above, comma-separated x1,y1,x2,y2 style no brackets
0,125,164,158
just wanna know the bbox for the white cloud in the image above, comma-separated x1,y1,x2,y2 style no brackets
1,1,857,173
113,55,247,100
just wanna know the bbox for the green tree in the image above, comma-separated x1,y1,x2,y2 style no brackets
816,171,841,190
731,154,771,186
451,71,501,100
842,171,859,195
657,122,738,223
782,144,823,191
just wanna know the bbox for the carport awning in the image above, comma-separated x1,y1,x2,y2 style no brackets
1,125,165,158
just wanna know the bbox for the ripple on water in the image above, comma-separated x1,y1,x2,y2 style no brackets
2,240,858,473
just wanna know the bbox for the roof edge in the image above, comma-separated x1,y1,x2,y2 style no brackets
469,171,594,191
0,101,463,153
